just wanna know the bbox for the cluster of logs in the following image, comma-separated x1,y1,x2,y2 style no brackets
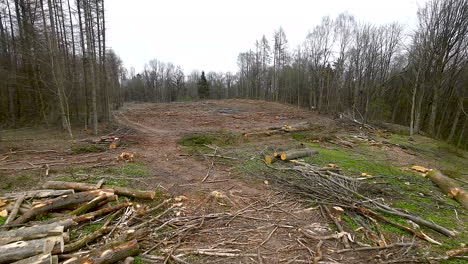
265,148,318,164
0,181,157,263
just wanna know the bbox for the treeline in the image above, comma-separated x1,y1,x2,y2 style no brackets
0,0,124,137
124,0,468,148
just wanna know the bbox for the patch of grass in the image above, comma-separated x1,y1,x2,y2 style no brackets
103,162,151,178
71,144,106,154
0,217,6,226
134,256,142,264
0,174,37,190
343,215,359,230
70,223,103,240
178,131,242,152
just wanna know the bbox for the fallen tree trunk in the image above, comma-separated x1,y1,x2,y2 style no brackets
0,236,64,263
62,239,139,264
73,202,132,223
0,190,75,200
69,195,110,216
0,220,74,245
11,253,58,264
43,181,155,200
12,191,113,225
427,170,468,209
280,149,318,161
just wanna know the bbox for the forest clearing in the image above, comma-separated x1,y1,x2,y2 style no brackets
0,99,466,264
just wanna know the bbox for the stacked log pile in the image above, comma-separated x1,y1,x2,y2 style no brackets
0,181,157,263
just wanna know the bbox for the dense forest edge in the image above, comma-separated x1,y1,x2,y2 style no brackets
1,0,467,149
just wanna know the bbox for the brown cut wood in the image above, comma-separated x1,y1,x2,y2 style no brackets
427,170,468,209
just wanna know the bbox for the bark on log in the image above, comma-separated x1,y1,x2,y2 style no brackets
62,239,139,264
280,149,318,161
12,191,112,225
446,247,468,257
43,181,156,200
11,253,57,264
0,222,66,245
69,195,110,216
5,195,25,225
427,170,468,209
73,202,132,223
0,190,75,200
0,236,64,263
122,257,134,264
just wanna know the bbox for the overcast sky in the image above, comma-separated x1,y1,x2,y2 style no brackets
106,0,428,74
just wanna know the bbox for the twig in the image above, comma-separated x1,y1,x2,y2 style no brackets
5,195,25,226
258,225,278,248
202,147,218,182
313,240,323,264
336,243,413,253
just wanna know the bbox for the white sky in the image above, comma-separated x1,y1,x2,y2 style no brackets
106,0,428,73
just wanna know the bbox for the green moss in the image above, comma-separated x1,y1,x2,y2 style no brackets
71,144,105,154
133,257,142,264
0,217,6,226
71,223,103,240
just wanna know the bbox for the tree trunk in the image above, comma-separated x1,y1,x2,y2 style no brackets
12,190,112,224
0,236,64,263
426,170,468,209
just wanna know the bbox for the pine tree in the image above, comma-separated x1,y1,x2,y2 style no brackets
198,71,209,99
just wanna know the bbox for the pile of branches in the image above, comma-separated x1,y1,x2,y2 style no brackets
259,158,459,245
0,180,158,263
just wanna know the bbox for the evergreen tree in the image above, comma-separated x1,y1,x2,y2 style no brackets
198,71,210,99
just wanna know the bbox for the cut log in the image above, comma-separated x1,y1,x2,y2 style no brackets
426,170,468,209
280,149,318,161
0,236,64,263
0,190,75,200
11,253,57,264
62,239,140,264
12,190,113,225
446,247,468,257
69,195,110,216
122,257,134,264
109,138,121,149
0,221,71,245
264,155,278,164
5,195,25,225
43,181,156,200
73,202,132,223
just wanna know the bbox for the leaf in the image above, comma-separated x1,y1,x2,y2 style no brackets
0,209,8,217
